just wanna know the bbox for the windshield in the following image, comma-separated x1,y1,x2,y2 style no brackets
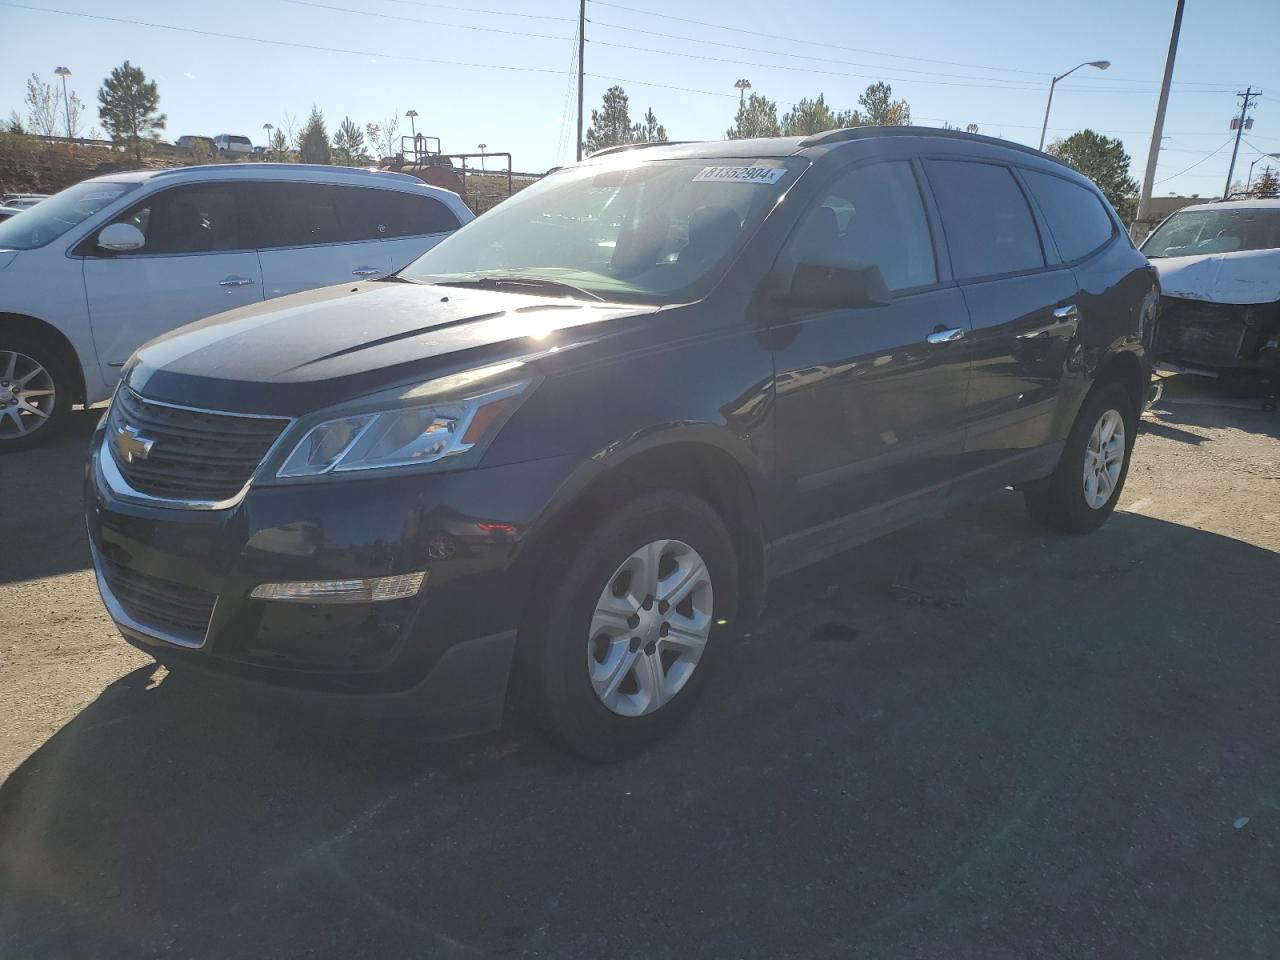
402,157,805,303
1143,206,1280,258
0,179,137,251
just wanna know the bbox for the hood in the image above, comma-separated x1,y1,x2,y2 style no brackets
0,251,17,271
128,281,658,416
1151,248,1280,305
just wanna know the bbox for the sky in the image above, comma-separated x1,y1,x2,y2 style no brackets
1,0,1278,197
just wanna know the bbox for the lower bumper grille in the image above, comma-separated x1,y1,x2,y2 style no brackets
100,556,217,644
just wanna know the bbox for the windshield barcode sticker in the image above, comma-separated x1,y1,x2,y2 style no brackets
693,166,786,184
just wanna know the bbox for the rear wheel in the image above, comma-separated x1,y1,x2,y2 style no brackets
525,490,738,761
1024,382,1136,534
0,338,73,452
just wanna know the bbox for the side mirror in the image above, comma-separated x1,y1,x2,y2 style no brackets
97,222,145,253
775,261,892,309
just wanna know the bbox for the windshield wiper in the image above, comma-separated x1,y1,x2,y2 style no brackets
435,275,605,302
373,274,425,283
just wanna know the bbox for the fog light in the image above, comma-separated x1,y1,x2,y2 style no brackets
249,571,427,603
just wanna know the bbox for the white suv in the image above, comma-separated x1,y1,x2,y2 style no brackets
0,164,473,449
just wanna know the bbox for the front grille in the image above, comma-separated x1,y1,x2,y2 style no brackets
100,556,217,643
107,389,288,503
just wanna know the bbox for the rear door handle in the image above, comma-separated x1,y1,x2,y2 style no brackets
926,326,966,344
1053,304,1079,320
219,276,255,287
352,267,382,277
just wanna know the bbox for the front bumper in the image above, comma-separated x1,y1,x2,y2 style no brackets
86,421,587,732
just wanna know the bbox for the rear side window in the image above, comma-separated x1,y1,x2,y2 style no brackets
338,188,459,240
784,160,937,292
110,183,245,255
256,183,346,248
925,160,1045,279
1022,169,1115,262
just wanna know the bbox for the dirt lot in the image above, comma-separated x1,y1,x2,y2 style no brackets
1,375,1278,958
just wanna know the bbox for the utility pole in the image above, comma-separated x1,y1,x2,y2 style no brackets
575,0,586,161
1136,0,1184,228
1223,87,1261,198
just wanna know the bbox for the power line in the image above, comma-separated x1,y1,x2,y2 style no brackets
379,0,574,21
282,0,571,41
587,0,1245,88
1153,138,1235,185
0,1,571,74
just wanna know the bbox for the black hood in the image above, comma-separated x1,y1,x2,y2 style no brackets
127,281,657,416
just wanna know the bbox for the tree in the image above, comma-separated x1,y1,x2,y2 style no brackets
269,127,289,160
849,82,910,126
1048,129,1140,223
726,92,780,139
1253,167,1279,199
97,61,165,160
63,90,85,139
331,115,366,164
297,105,330,164
366,115,399,160
781,94,854,137
584,86,634,154
631,107,667,144
25,73,59,138
5,110,24,135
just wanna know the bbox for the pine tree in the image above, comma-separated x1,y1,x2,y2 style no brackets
584,86,635,155
726,93,780,139
97,61,165,160
331,115,366,165
297,106,331,164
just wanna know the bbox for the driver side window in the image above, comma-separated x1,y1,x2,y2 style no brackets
786,161,937,292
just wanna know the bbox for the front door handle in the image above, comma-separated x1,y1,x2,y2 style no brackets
926,326,966,344
219,276,255,287
1053,304,1080,320
352,267,382,277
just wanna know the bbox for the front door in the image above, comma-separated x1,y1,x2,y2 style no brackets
767,159,972,573
83,181,263,372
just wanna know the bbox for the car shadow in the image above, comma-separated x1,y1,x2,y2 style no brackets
1152,375,1280,440
3,496,1280,959
0,408,102,584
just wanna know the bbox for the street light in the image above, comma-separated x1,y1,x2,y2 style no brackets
1038,60,1110,151
734,78,751,106
262,122,273,152
1246,153,1280,192
478,143,487,172
54,66,72,139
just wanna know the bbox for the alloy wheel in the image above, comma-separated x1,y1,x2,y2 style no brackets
1082,408,1125,509
587,539,714,717
0,351,56,439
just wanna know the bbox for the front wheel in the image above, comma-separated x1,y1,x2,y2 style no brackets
0,339,73,452
1024,382,1137,534
525,490,738,761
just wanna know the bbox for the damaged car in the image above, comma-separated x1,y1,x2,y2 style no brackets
1142,198,1280,398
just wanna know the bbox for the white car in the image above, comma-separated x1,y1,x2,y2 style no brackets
0,164,473,449
213,135,253,155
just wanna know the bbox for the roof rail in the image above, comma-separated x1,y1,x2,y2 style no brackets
149,163,422,183
587,140,692,159
797,125,1069,166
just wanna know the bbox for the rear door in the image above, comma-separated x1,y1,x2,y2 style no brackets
767,157,972,571
344,187,464,271
82,181,263,369
252,182,392,298
922,159,1078,474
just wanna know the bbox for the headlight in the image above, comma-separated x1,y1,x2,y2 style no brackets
276,380,531,479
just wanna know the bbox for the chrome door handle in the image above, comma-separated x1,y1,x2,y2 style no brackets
352,268,382,277
926,327,966,344
219,276,255,287
1053,304,1079,320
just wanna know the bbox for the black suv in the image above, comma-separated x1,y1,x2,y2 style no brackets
86,129,1157,759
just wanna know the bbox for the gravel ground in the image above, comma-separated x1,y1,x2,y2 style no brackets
1,375,1278,959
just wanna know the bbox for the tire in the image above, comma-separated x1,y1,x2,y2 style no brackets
524,490,738,761
1024,382,1137,535
0,336,74,452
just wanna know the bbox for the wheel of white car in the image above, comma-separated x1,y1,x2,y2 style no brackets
0,335,73,452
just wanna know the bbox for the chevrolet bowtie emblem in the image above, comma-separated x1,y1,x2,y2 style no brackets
112,423,155,463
